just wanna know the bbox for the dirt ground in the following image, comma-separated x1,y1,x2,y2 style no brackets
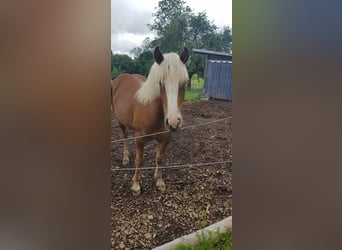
111,99,232,249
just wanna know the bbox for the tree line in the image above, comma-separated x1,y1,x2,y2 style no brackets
111,0,232,85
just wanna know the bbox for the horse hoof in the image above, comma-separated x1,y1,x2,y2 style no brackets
122,158,129,166
156,180,166,192
132,189,141,197
131,183,141,196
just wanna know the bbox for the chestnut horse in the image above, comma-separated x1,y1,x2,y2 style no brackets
111,47,189,196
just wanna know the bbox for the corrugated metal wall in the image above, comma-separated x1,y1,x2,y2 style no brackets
203,60,232,101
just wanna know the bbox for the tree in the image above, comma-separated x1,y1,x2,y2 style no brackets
148,0,192,36
111,54,136,78
156,16,190,52
189,12,216,48
220,26,233,53
148,2,232,84
134,51,154,77
129,47,143,59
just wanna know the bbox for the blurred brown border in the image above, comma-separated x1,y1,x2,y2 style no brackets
2,0,342,249
0,1,111,250
233,1,342,249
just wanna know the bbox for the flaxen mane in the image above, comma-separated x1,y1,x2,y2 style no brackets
135,53,189,104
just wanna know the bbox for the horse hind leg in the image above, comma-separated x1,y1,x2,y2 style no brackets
118,122,129,166
154,137,170,192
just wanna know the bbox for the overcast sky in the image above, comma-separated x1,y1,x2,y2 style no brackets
111,0,232,55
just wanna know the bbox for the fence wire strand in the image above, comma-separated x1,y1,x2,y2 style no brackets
111,116,232,143
111,160,231,171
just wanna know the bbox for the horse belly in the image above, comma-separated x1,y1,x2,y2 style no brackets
113,93,135,127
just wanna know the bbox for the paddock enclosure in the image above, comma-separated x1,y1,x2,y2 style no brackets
111,99,232,249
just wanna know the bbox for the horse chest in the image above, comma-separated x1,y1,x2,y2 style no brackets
133,104,164,131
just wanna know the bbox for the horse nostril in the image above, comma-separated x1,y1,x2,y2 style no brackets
177,118,181,126
165,119,173,130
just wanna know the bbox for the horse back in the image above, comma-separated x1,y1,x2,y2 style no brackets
112,73,143,119
112,73,145,94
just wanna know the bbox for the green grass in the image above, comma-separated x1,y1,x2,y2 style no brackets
184,90,204,101
174,229,232,250
184,75,205,101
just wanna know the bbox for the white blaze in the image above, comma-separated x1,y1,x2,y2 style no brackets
164,82,181,128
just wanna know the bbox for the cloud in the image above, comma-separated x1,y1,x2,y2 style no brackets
111,0,156,55
111,33,155,55
111,1,152,35
111,0,232,54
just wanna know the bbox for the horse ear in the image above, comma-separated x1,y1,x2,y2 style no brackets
180,47,189,64
154,47,164,65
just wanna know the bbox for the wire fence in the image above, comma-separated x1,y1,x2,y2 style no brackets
111,116,232,171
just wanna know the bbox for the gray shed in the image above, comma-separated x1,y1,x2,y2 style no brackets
192,49,232,101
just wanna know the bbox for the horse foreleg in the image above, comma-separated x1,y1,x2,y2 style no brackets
118,123,129,166
131,138,144,196
154,137,170,192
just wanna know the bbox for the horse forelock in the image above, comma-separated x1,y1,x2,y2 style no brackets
135,53,189,104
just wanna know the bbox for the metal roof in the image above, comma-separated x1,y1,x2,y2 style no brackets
192,49,232,60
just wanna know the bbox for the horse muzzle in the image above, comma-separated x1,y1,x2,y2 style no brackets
165,118,181,132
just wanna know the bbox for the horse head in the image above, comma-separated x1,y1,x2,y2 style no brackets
153,47,189,132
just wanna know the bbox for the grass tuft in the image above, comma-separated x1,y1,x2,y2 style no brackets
184,75,205,101
174,229,232,250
